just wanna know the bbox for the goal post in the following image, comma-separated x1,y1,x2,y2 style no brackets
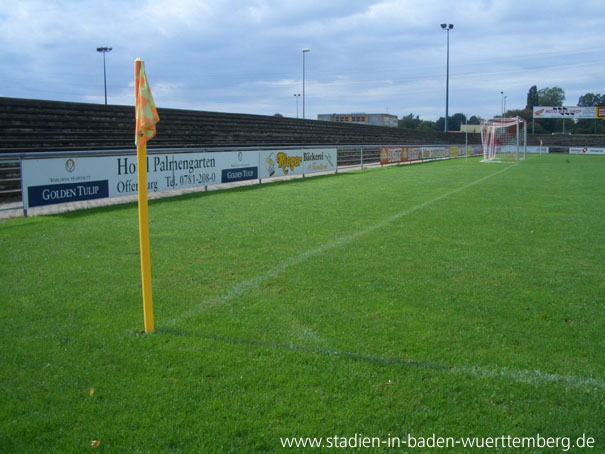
481,116,527,163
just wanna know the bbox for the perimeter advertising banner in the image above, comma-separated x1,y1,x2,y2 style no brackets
526,146,549,154
258,149,336,179
380,146,470,165
421,147,448,160
569,147,605,155
22,150,259,209
22,148,338,209
407,147,421,161
379,147,422,165
533,106,596,119
380,147,406,165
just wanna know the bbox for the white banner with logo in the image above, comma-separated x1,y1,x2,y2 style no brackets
526,146,549,154
533,106,596,119
259,149,337,179
569,147,605,155
421,147,448,160
22,150,259,209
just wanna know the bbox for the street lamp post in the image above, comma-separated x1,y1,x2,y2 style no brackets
302,48,310,119
294,93,301,119
440,24,453,132
96,47,112,105
464,113,468,161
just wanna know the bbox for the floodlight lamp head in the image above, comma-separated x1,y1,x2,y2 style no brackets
449,24,454,29
440,23,447,29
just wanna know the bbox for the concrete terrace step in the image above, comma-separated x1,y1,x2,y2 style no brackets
4,97,605,155
1,97,477,153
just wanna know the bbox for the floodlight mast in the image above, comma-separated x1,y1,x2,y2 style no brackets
96,47,112,105
440,24,453,132
293,93,301,118
302,48,310,119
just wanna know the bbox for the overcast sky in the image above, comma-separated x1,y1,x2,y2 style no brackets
1,0,604,121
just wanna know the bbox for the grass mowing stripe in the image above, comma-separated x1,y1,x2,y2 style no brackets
171,162,518,323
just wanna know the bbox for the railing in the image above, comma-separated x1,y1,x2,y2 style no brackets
0,157,22,207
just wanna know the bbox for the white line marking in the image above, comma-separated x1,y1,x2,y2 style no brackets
455,364,605,390
173,163,516,321
328,348,605,390
183,335,605,391
169,162,605,390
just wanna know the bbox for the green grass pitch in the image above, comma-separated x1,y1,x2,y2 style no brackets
0,154,603,452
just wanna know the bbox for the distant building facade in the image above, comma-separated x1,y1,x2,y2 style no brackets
317,113,398,128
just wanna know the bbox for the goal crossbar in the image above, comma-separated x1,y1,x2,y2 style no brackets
481,116,526,163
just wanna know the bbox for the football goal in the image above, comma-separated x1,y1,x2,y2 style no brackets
481,116,526,163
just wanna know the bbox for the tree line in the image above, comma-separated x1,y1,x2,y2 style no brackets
398,86,605,134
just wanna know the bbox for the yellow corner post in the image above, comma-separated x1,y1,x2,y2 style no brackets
134,58,160,334
137,142,154,333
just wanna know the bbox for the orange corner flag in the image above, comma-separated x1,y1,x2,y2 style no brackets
135,59,160,146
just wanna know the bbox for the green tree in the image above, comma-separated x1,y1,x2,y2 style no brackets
449,113,467,131
436,114,468,131
398,113,421,129
576,93,604,134
537,86,565,106
577,93,603,107
530,87,566,133
417,120,438,131
395,113,481,131
506,108,532,124
526,85,539,109
436,117,445,131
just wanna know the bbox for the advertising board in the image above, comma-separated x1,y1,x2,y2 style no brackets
380,147,406,165
421,147,448,160
569,147,605,155
22,150,259,209
379,147,422,165
22,148,338,209
525,146,549,154
533,106,596,119
258,149,336,179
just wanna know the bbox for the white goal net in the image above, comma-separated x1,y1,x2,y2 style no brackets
481,117,527,163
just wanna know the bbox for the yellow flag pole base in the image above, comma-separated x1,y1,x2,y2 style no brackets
137,143,154,334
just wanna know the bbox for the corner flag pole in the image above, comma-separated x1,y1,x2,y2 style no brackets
134,58,160,334
137,141,153,334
